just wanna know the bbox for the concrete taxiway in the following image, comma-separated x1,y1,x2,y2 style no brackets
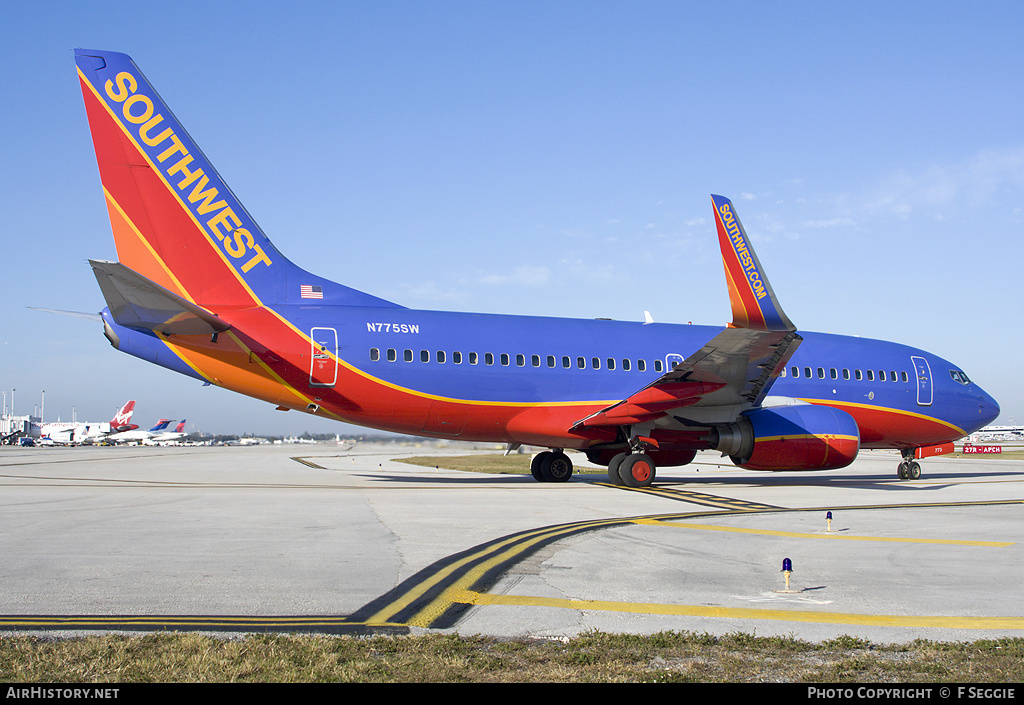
1,441,1022,643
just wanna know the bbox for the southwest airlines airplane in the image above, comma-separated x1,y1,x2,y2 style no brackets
74,49,999,486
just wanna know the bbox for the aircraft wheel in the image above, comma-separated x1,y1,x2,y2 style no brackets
618,453,656,488
608,452,628,485
897,461,909,480
542,452,573,483
531,452,552,482
908,461,921,480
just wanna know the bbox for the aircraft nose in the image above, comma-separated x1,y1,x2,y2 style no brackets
976,386,1000,428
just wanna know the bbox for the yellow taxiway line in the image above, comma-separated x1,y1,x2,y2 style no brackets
452,590,1024,630
632,518,1015,547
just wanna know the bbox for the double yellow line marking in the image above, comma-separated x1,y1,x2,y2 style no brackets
361,500,1020,630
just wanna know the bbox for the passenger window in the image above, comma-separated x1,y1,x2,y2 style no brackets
879,371,886,381
637,359,646,372
607,358,616,370
855,369,862,380
516,354,525,367
577,357,585,369
436,350,445,364
843,369,850,380
468,352,478,365
790,366,799,378
622,359,631,371
420,350,429,363
592,357,601,370
901,371,908,383
404,349,413,362
453,351,462,364
485,353,494,365
817,367,825,379
804,367,812,378
830,368,837,379
654,360,663,372
387,348,397,362
370,348,380,362
562,356,571,369
547,355,555,368
500,353,510,366
532,355,541,367
866,370,874,381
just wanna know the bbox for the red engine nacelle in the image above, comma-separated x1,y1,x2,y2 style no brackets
712,404,860,471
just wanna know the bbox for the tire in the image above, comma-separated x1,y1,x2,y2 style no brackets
542,453,573,483
608,452,628,485
531,452,552,482
618,453,655,488
897,461,909,480
908,461,921,480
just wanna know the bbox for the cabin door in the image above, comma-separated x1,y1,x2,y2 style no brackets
910,355,932,406
309,327,338,387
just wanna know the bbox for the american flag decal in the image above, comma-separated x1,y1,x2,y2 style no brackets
301,285,323,299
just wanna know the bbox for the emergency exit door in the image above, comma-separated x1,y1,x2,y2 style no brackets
309,327,338,387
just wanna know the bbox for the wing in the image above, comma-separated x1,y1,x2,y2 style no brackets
573,195,801,433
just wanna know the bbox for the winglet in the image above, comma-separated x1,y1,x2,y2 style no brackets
711,195,795,332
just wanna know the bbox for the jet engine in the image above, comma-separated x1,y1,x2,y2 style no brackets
712,404,860,471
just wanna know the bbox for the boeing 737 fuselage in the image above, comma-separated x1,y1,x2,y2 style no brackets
73,49,1000,486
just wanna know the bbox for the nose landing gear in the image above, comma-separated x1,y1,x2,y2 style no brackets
897,450,922,480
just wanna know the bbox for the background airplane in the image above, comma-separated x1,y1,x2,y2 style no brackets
106,419,173,445
36,400,136,445
145,420,187,445
73,49,999,485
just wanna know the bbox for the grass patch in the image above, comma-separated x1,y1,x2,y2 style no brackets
395,453,537,475
2,631,1022,682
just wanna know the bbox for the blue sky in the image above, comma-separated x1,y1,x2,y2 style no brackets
1,1,1021,435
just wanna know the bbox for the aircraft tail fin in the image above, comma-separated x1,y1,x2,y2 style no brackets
148,419,172,432
711,195,795,332
75,49,401,310
110,400,136,429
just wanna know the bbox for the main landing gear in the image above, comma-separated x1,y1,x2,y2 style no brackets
897,450,922,480
531,450,574,483
529,439,660,487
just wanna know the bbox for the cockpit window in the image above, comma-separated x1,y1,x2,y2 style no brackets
950,370,972,385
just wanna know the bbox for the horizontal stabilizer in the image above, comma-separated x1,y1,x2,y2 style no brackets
90,260,232,336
